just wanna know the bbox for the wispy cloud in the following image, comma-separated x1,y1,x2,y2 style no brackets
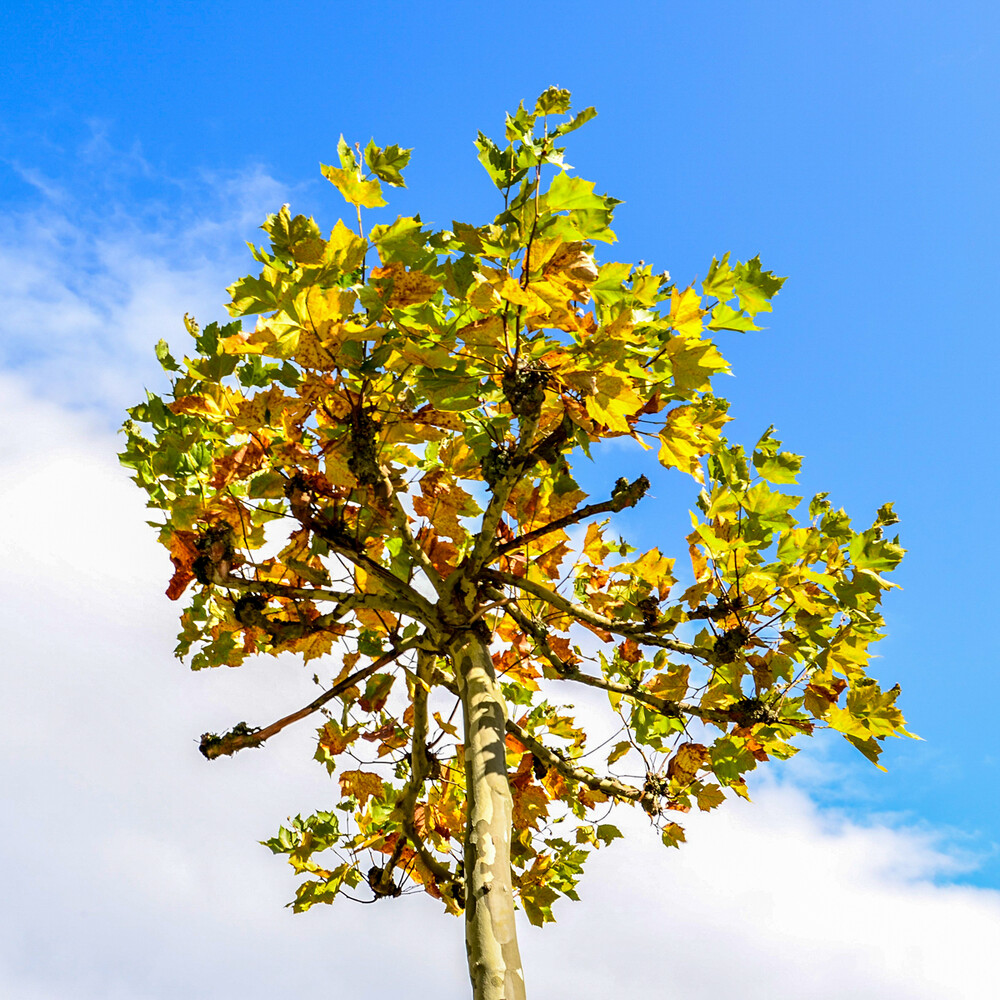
0,138,290,420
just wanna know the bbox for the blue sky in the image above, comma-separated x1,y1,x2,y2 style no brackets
2,3,998,998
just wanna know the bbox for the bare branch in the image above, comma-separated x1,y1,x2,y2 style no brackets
493,475,650,559
225,577,426,621
199,640,419,760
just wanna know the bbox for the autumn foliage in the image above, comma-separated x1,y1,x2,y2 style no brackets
121,88,912,999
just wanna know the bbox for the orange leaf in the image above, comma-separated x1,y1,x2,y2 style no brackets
165,530,199,600
512,782,549,831
542,767,568,800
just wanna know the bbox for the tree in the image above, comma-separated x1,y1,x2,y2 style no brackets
120,88,913,1000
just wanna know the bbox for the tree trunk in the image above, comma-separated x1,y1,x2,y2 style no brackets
451,631,526,1000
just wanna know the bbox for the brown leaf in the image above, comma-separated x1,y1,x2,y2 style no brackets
512,782,549,831
666,742,709,785
415,525,458,575
547,635,580,666
618,638,642,664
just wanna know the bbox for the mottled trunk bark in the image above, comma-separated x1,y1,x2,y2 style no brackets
451,631,526,1000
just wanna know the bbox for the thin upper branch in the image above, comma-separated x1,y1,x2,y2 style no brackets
378,466,447,598
465,411,540,576
497,598,730,727
493,475,650,560
486,569,712,660
307,519,438,623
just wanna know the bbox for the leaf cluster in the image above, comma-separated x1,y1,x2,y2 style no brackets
121,89,911,924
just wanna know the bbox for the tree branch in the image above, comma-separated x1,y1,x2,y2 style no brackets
496,598,730,727
199,640,418,759
465,411,541,577
505,717,655,810
493,475,650,559
379,467,447,598
225,576,425,621
307,519,439,623
486,569,713,660
395,649,459,891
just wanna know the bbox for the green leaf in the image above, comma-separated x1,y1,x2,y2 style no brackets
844,734,887,771
707,303,760,333
337,134,357,171
553,106,597,137
475,133,523,189
546,171,606,212
595,823,623,846
849,529,906,573
248,470,286,499
752,427,803,484
875,502,900,527
154,339,180,372
505,101,536,142
364,140,412,187
534,86,572,116
732,255,786,315
702,253,736,301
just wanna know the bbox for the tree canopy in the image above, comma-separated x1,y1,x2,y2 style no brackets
121,87,912,1000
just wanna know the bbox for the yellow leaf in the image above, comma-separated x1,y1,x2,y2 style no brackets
468,273,502,312
646,662,690,703
323,219,368,272
317,720,360,757
584,372,643,434
668,285,705,337
413,470,481,542
657,399,730,480
338,770,385,807
283,631,335,663
370,262,442,308
583,522,612,564
695,782,726,811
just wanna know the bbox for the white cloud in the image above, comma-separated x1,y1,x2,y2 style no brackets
1,381,997,1000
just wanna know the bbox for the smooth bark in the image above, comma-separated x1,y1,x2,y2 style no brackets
452,631,525,1000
